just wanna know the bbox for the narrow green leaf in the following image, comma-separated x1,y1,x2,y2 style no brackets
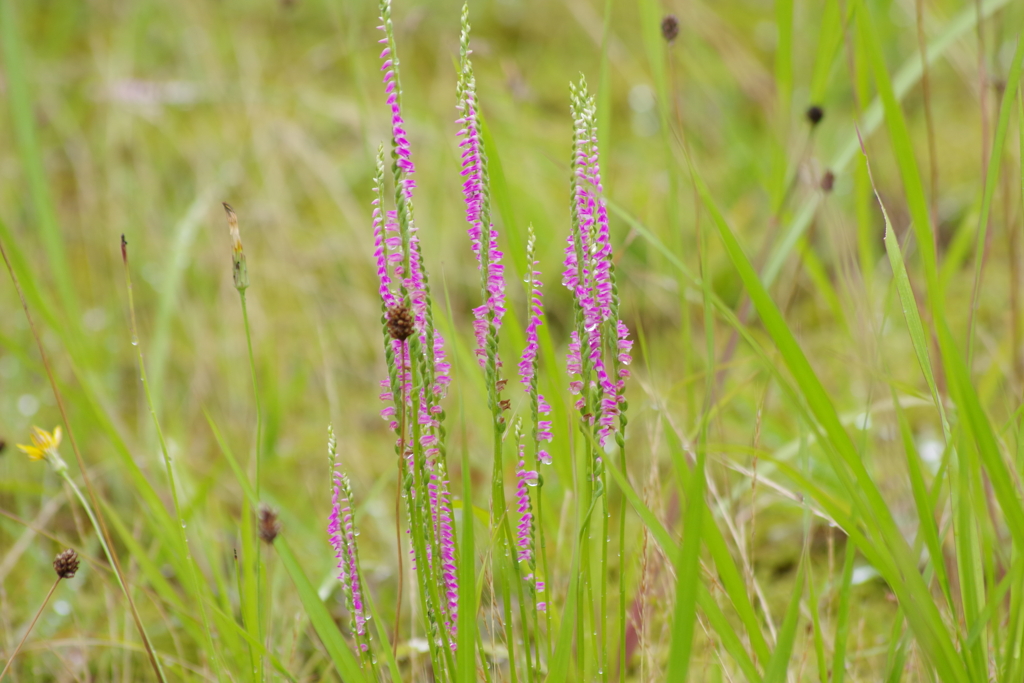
545,538,580,682
832,540,855,683
763,562,804,683
807,557,827,683
966,31,1024,361
0,0,78,320
665,446,705,680
274,538,369,683
809,0,844,102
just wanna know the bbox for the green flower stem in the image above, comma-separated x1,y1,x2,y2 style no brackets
237,288,266,683
534,478,551,661
123,253,222,681
407,344,456,677
616,440,627,680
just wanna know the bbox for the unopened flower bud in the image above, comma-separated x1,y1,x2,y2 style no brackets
53,549,80,579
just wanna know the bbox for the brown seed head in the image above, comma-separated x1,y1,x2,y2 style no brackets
820,170,835,192
661,15,680,43
806,105,824,126
496,379,507,393
499,399,511,411
53,548,80,579
258,504,280,545
387,305,415,341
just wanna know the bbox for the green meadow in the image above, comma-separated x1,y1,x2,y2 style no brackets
1,0,1023,680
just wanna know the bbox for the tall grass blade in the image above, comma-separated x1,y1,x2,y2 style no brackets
0,0,78,321
762,562,804,683
274,539,370,683
664,443,705,680
966,31,1024,361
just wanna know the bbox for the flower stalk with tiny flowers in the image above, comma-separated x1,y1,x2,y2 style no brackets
328,429,378,674
456,8,532,678
372,0,458,674
518,225,554,655
562,77,633,680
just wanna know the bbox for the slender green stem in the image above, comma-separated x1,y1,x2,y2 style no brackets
394,342,407,657
238,289,266,683
617,442,627,680
600,479,609,683
492,427,519,683
0,578,61,681
510,523,535,683
408,345,456,677
535,477,552,662
123,252,222,681
238,291,263,500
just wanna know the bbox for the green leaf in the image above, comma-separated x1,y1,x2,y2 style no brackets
274,538,369,683
665,445,706,680
763,562,804,683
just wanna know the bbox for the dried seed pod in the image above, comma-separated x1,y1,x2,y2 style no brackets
806,105,824,126
821,170,835,192
53,549,80,579
258,504,280,544
661,15,680,43
387,305,415,341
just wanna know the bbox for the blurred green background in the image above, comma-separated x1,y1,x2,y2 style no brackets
1,0,1023,679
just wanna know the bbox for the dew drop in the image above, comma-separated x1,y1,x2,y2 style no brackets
131,335,139,346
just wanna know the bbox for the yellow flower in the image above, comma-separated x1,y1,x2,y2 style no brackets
17,426,62,461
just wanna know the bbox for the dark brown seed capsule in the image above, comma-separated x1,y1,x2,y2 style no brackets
387,305,415,341
821,170,835,192
806,105,824,126
257,504,280,544
661,15,680,43
53,549,80,579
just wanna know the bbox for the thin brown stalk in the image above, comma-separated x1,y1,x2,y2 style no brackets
0,238,167,682
0,578,61,681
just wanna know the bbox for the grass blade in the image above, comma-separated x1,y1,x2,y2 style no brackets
664,444,705,680
274,538,369,683
0,0,78,321
762,562,804,683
